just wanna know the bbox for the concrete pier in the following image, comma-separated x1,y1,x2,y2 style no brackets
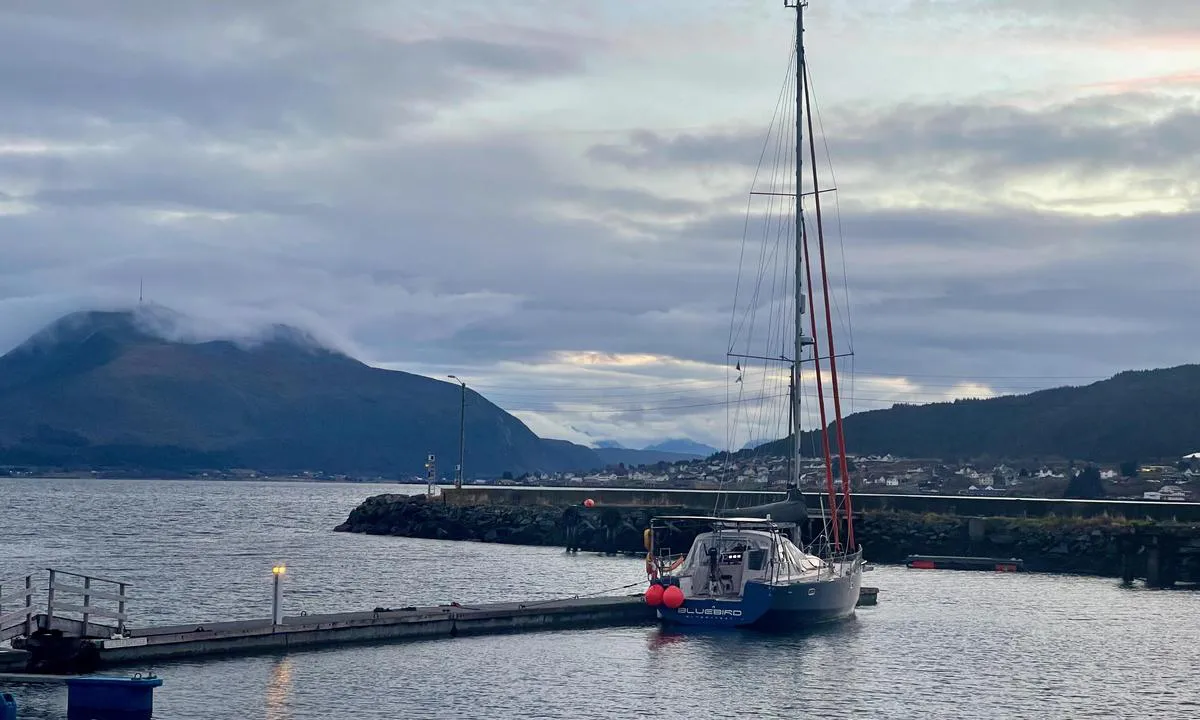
96,595,655,666
1120,528,1200,588
9,595,654,672
2,566,884,675
443,486,1200,522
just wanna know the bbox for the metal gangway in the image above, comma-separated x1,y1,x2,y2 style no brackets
0,569,130,643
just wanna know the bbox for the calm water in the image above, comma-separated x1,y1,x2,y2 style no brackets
2,479,1199,719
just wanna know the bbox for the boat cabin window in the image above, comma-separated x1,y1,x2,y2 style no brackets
720,543,747,565
681,531,778,577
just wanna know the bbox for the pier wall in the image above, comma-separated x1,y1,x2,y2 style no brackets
442,486,1200,522
340,492,1200,582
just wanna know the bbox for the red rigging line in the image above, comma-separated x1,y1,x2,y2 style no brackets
802,220,840,548
803,62,855,550
795,0,840,550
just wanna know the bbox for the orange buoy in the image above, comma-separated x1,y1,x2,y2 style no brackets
662,585,684,609
644,584,664,606
583,498,595,508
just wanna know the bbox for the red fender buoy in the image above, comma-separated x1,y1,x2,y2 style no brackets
644,584,664,606
662,585,684,609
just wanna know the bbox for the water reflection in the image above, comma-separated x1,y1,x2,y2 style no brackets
2,480,1200,719
265,656,293,720
646,628,687,650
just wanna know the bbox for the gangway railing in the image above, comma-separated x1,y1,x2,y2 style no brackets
0,569,131,642
0,574,35,643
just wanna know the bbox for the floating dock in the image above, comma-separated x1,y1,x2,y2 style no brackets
2,569,881,674
905,555,1023,572
8,596,654,672
98,595,654,666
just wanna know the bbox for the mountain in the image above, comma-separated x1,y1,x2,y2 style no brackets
588,437,711,466
0,309,601,476
643,438,719,457
594,447,702,467
750,365,1200,463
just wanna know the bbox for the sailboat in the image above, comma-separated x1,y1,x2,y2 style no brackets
642,0,864,629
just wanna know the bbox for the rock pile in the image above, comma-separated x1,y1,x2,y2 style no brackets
334,493,686,554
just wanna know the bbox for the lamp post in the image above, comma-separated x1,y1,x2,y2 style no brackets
448,375,467,489
271,564,286,626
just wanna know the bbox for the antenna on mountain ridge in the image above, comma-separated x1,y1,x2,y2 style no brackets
139,276,143,305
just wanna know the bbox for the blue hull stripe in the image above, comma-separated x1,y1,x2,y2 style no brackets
658,573,862,629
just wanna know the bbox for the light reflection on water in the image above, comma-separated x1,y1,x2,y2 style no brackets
2,479,1199,719
265,657,292,720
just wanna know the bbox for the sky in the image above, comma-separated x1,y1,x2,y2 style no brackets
1,0,1198,451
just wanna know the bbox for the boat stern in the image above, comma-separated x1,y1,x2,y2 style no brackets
653,581,771,628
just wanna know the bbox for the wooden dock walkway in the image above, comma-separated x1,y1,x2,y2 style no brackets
96,595,654,666
2,568,879,674
3,569,656,672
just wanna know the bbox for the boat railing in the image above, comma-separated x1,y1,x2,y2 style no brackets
651,550,687,575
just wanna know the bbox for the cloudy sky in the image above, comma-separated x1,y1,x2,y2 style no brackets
1,0,1198,450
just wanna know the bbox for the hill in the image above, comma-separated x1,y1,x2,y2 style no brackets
642,438,719,457
0,308,601,476
594,447,703,467
748,365,1200,463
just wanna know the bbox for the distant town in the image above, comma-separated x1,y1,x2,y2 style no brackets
7,452,1198,501
472,453,1199,502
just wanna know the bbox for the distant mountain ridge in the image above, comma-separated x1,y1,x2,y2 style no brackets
594,447,701,467
749,365,1200,463
0,308,602,475
643,438,719,457
587,437,719,467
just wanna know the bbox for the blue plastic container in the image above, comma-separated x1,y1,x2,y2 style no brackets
65,675,163,720
1,692,16,720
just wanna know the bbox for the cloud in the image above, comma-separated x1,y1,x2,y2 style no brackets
0,3,583,141
588,91,1200,210
587,129,764,171
0,1,1196,451
977,0,1200,33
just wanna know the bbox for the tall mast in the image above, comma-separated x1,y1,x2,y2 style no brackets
790,0,810,490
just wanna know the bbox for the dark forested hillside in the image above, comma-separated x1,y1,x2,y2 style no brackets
749,366,1200,462
0,309,601,475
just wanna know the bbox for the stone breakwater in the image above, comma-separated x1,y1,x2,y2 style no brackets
334,493,683,554
862,512,1121,575
335,494,1198,579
